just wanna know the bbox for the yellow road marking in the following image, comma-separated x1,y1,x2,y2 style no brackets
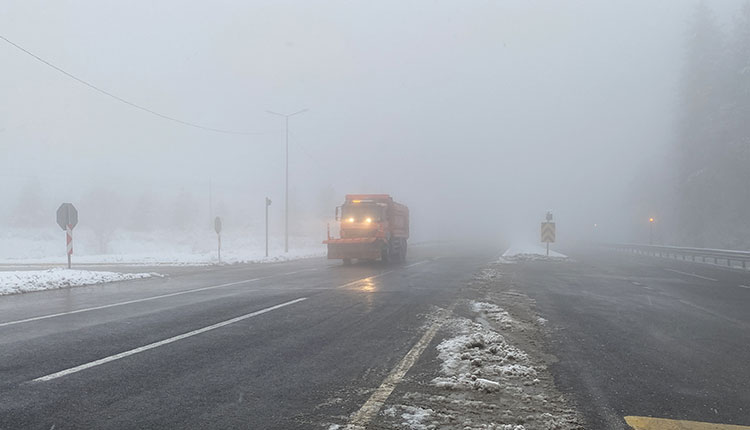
625,416,750,430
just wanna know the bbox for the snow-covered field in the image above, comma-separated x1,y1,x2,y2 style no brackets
0,228,325,266
0,269,157,295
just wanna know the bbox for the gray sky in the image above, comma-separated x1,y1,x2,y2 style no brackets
1,0,745,243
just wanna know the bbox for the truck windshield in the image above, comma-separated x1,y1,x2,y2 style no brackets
342,204,383,221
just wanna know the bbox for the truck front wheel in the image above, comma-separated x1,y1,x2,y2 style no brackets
381,244,391,263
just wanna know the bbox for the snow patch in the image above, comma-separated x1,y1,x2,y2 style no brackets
381,405,446,430
474,268,501,280
431,318,536,393
472,301,518,330
502,245,567,260
400,405,434,429
0,268,157,295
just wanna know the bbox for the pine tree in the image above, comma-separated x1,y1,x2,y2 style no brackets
675,1,725,246
721,1,750,247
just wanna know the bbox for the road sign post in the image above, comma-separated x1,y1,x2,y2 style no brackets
56,203,78,269
265,197,272,258
541,220,556,257
214,216,222,262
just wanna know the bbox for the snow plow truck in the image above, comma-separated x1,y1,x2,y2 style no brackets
324,194,409,264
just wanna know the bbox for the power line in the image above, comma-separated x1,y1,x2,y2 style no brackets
0,34,267,136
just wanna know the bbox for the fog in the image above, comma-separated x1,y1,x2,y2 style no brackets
1,1,747,259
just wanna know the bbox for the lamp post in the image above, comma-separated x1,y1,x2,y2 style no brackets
267,109,308,253
649,217,655,245
265,197,272,257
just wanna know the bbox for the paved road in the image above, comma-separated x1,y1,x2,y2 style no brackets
0,244,492,429
2,244,749,430
503,248,750,429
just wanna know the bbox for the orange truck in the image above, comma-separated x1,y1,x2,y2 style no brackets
324,194,409,264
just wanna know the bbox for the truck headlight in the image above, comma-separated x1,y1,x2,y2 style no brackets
348,217,355,223
365,218,372,223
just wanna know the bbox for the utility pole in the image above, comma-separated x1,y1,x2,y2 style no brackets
266,109,308,253
265,197,272,257
208,178,213,228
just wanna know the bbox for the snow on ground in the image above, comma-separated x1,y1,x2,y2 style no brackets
431,315,537,393
0,269,157,295
501,244,568,262
383,405,437,430
474,268,502,281
0,228,325,266
0,247,325,266
472,301,518,330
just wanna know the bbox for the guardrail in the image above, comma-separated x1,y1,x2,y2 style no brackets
612,244,750,270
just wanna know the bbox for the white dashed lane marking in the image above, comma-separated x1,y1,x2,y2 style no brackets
664,268,718,282
32,298,308,382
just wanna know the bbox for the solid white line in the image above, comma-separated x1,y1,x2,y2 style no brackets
344,310,447,430
32,298,307,382
664,268,718,282
0,269,317,328
739,285,750,289
282,269,318,276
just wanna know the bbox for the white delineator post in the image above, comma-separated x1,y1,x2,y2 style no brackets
66,224,73,269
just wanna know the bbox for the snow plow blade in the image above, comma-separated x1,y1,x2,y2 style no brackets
323,237,383,260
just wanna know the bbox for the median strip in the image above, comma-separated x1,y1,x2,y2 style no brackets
32,297,307,382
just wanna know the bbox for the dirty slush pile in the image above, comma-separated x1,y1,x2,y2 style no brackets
374,266,584,430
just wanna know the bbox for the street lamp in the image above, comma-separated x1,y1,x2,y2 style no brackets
649,217,655,245
267,108,308,253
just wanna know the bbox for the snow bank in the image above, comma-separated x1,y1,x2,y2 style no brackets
472,301,518,330
0,269,156,295
501,244,567,261
382,405,455,430
432,317,536,392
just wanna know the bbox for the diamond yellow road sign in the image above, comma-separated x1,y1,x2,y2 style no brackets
541,222,555,243
625,416,750,430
